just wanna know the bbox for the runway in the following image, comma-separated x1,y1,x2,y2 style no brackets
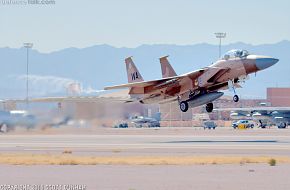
1,127,290,190
0,127,289,156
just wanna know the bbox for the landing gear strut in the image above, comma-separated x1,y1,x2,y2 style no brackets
206,103,213,113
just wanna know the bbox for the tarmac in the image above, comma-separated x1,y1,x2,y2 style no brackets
0,127,289,156
1,164,290,190
0,127,289,189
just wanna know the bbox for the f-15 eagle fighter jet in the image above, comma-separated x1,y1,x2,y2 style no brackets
104,49,278,113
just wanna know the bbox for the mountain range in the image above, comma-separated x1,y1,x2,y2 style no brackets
1,41,290,99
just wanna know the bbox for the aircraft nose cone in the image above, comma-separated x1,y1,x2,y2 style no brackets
255,57,279,70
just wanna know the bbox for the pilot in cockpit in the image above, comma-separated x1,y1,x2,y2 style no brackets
222,49,249,60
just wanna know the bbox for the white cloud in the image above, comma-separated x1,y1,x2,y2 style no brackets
15,75,76,96
14,75,103,97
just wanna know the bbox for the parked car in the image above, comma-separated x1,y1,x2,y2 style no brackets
113,122,129,128
232,120,254,129
203,121,217,129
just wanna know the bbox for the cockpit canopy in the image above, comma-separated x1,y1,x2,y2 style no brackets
222,49,250,60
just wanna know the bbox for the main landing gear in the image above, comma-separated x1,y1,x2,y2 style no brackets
179,90,198,113
179,101,189,112
206,103,213,113
180,101,214,113
179,91,194,113
178,89,214,113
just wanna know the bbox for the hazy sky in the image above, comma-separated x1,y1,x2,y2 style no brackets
0,0,289,52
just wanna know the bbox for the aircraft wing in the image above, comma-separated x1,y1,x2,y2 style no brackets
2,96,136,103
1,90,136,104
29,96,107,102
1,96,135,103
104,79,169,90
104,69,206,90
104,66,233,91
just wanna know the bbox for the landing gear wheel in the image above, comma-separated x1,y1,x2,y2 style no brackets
206,103,213,113
233,95,239,102
180,101,189,112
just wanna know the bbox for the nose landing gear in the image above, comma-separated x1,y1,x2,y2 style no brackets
228,80,239,103
233,95,239,102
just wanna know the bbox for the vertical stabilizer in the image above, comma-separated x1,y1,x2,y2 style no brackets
159,55,177,78
125,57,144,83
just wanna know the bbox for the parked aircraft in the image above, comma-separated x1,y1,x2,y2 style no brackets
104,50,278,113
114,115,160,128
217,107,290,128
0,110,71,133
0,110,35,132
130,115,160,128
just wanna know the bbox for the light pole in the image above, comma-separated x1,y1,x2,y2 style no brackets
214,32,226,58
23,43,33,107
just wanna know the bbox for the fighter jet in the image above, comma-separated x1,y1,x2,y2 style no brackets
130,115,160,128
104,49,278,113
0,110,71,133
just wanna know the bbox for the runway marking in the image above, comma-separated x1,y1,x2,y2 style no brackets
1,133,290,139
0,143,288,150
21,146,290,151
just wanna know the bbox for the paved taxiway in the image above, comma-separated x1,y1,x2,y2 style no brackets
0,127,289,156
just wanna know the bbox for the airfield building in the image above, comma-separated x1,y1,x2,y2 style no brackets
267,87,290,106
